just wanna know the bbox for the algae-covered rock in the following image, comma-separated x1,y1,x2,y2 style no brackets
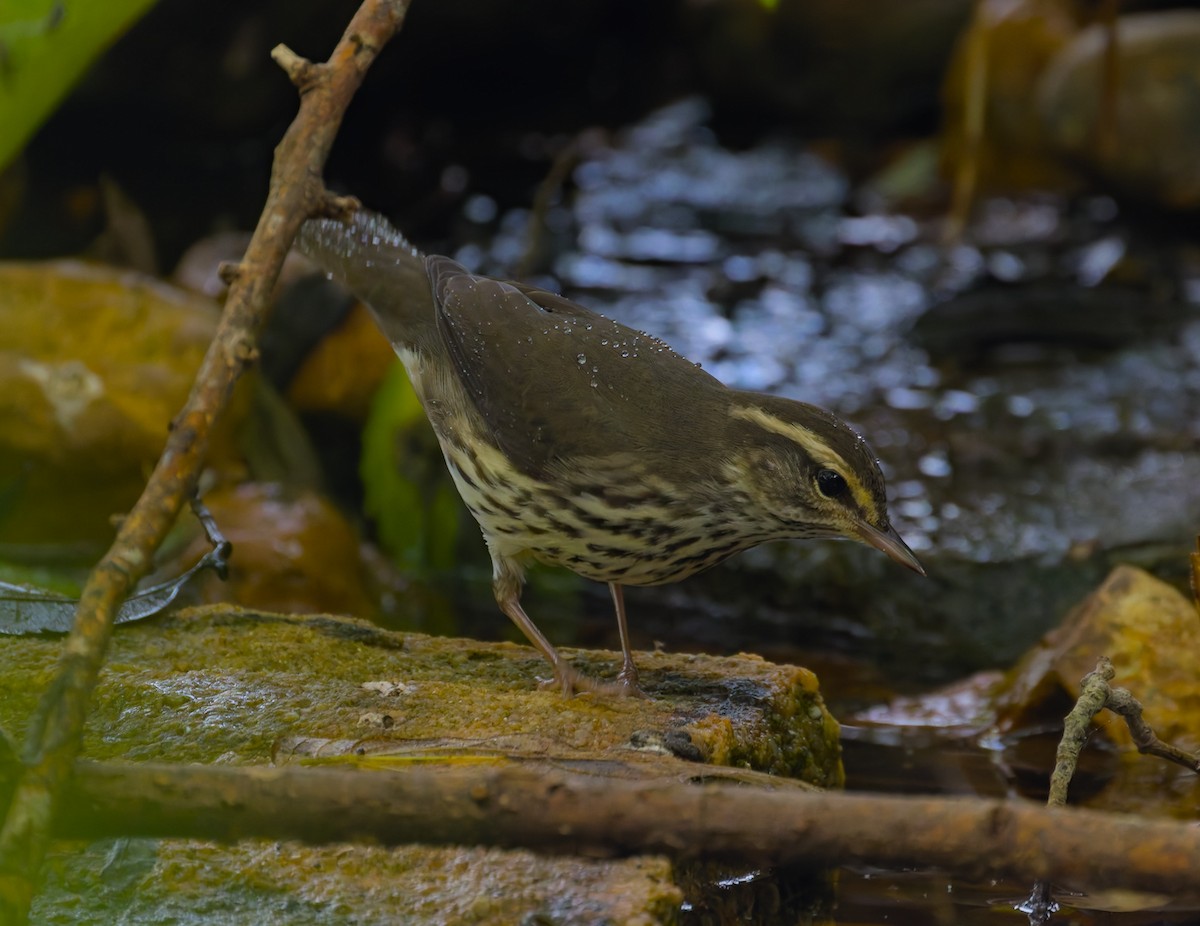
1,605,842,923
40,840,681,926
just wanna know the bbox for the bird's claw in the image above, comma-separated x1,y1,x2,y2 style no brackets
537,663,649,699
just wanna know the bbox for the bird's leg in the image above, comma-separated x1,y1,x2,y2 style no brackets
493,573,580,696
609,583,647,698
492,561,644,698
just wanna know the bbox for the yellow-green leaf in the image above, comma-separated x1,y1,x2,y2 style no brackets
0,0,161,172
361,362,462,575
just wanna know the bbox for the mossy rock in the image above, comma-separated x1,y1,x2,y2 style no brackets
2,605,843,923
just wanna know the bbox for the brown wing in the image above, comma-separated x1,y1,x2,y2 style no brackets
427,255,730,479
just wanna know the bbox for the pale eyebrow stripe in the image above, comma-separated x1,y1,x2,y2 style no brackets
730,405,851,471
729,404,878,518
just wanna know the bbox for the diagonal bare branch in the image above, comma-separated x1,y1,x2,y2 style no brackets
0,3,412,921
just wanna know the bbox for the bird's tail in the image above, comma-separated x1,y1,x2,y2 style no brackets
296,210,434,347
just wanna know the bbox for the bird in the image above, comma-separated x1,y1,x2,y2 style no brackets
297,209,924,697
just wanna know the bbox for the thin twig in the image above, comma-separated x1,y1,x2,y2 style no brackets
1106,686,1200,773
944,3,990,244
1188,536,1199,618
0,2,411,921
1046,658,1114,808
1050,655,1200,800
1024,655,1200,922
189,495,233,581
1095,0,1120,163
1015,881,1058,926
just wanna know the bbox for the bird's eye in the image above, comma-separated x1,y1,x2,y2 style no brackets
815,469,849,500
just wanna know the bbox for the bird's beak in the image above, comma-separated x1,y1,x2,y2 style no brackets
856,521,926,576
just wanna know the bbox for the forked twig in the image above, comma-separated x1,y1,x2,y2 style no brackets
1022,655,1200,923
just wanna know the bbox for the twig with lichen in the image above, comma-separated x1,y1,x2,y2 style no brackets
1022,655,1200,923
1049,656,1199,807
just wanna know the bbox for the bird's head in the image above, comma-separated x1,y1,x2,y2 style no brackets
723,392,925,575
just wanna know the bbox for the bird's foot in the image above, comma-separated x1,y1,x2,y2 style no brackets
538,662,649,699
615,663,649,700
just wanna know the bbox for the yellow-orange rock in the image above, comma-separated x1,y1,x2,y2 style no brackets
286,302,397,421
997,565,1200,752
170,482,378,619
0,260,221,549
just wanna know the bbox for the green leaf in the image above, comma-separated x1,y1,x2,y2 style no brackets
0,561,82,598
361,362,462,575
0,0,162,172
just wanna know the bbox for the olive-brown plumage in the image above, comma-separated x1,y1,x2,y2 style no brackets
299,211,923,696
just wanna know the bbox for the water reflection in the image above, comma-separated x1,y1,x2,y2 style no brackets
508,102,1200,567
453,95,1200,672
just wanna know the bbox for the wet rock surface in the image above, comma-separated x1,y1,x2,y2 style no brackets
447,99,1200,679
0,605,841,923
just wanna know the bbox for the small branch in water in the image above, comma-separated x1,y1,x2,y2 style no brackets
1049,656,1200,807
1106,686,1200,773
1046,658,1114,809
1022,655,1200,923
